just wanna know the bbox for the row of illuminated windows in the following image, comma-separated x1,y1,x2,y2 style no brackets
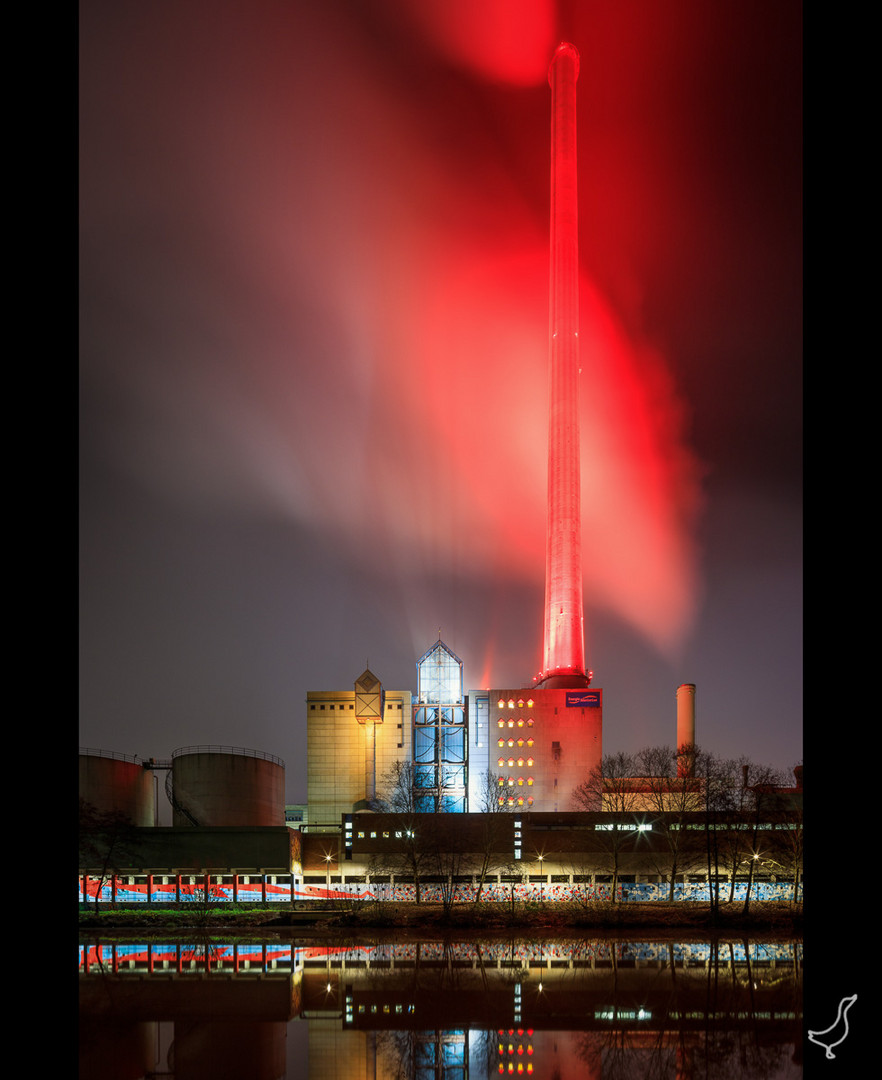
671,822,801,831
498,757,534,768
497,1039,534,1058
498,718,534,728
309,702,404,710
497,698,534,708
353,1003,416,1017
355,829,416,840
498,777,534,787
312,872,788,884
596,822,800,832
501,795,534,807
595,823,653,831
498,737,534,748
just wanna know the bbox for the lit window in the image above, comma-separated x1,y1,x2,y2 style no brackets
527,719,534,727
517,738,524,747
527,699,533,707
507,699,515,708
498,720,505,728
498,758,505,767
517,758,524,767
508,777,514,786
508,739,514,747
527,777,533,786
527,757,533,766
508,720,515,728
518,777,524,786
508,758,515,767
497,699,505,708
527,797,533,805
498,739,505,747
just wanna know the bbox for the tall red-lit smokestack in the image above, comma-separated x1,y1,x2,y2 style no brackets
537,42,590,690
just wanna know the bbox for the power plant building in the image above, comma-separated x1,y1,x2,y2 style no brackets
307,676,413,828
306,640,603,821
306,43,604,823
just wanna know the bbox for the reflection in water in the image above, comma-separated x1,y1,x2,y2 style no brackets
79,935,803,1079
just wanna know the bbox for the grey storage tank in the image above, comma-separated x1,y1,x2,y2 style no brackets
169,745,285,827
79,749,156,826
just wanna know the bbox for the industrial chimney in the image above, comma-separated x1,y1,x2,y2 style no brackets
676,683,696,777
537,42,591,690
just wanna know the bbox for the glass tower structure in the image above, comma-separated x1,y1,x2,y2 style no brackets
412,639,467,811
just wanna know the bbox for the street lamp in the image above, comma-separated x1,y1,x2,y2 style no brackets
324,852,334,898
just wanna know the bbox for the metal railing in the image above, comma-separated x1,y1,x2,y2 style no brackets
79,747,143,764
171,745,285,768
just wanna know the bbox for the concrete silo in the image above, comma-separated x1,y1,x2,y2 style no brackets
79,749,156,826
169,746,285,826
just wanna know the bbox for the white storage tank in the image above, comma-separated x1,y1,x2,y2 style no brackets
170,746,285,826
79,749,156,826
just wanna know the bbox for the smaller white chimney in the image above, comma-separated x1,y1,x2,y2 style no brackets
676,683,696,777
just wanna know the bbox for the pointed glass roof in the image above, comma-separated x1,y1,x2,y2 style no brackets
416,638,463,705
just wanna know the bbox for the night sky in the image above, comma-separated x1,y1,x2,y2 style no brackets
79,0,802,813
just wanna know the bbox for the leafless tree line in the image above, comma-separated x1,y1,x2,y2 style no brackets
571,747,803,909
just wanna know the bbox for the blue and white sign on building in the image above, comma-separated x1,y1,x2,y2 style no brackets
566,690,601,708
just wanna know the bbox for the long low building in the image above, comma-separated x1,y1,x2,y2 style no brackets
78,809,802,906
300,808,803,904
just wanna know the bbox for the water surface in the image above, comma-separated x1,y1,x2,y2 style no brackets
79,932,803,1079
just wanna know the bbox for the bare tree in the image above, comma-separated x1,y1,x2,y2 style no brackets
758,765,804,906
370,760,420,814
773,806,803,906
633,745,705,900
79,798,138,911
424,821,471,915
721,759,787,910
179,871,228,926
470,769,515,905
690,749,742,916
572,752,644,902
369,762,434,903
572,750,640,812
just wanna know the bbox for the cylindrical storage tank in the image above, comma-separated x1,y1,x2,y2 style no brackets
172,1021,286,1080
170,746,285,826
79,749,155,826
79,1020,157,1080
675,683,696,777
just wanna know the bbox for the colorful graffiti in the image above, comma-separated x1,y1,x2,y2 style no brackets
78,875,802,905
79,938,803,975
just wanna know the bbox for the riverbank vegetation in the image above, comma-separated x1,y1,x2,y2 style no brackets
78,899,801,934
